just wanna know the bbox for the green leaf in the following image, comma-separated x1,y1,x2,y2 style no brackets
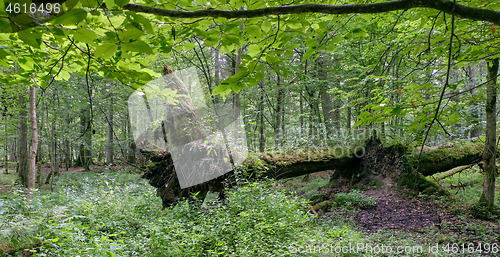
261,19,271,33
53,9,87,25
391,106,402,115
182,42,196,50
104,0,116,8
247,44,261,57
18,57,35,71
127,12,154,34
95,43,118,58
80,0,99,8
213,82,231,96
0,18,12,33
18,29,42,48
351,28,369,37
74,28,97,45
246,25,261,38
358,111,371,119
122,41,153,54
114,0,129,8
64,0,80,10
287,20,302,30
302,46,316,62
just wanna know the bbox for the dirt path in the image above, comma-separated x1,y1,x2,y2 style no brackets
355,189,440,233
331,188,500,245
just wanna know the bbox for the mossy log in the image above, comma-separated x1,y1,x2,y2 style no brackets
142,138,487,208
432,165,471,180
405,143,484,176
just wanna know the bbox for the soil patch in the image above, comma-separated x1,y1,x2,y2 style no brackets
328,188,500,245
354,189,439,233
0,185,12,193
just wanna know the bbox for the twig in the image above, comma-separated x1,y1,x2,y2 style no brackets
419,0,456,158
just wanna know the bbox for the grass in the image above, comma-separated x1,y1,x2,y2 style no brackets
0,169,362,256
430,165,500,219
0,167,498,256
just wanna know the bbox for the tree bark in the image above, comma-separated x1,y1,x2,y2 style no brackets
479,58,498,210
106,91,114,165
259,80,265,153
27,86,38,190
275,73,283,147
77,99,92,170
143,136,488,208
123,1,500,26
468,65,481,138
17,91,28,187
317,57,335,139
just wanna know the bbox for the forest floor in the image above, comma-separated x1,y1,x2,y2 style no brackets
282,168,500,254
1,166,500,256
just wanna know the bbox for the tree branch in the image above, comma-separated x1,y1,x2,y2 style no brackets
123,0,500,25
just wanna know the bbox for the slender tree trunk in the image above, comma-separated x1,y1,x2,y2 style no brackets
213,47,222,104
259,80,265,153
17,92,28,186
46,111,58,184
106,92,114,165
317,57,335,139
77,102,92,170
4,124,8,174
27,86,38,190
468,64,481,138
479,58,498,209
64,114,71,170
300,91,304,137
126,111,136,163
275,73,283,147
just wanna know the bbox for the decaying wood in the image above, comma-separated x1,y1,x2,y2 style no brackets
142,137,487,208
432,165,471,180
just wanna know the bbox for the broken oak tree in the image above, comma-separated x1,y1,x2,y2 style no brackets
142,135,487,208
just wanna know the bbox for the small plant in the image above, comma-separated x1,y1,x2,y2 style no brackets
333,190,377,210
469,202,500,220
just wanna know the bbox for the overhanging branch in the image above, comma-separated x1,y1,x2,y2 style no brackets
123,0,500,25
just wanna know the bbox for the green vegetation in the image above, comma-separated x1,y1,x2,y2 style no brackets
0,170,352,256
332,190,377,210
1,168,499,256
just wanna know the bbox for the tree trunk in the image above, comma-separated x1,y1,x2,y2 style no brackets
126,111,136,163
27,86,37,190
275,74,283,147
317,57,335,138
259,80,265,153
479,58,498,210
64,114,71,170
468,64,481,138
142,137,488,208
77,102,92,170
346,103,351,134
17,92,29,186
106,92,114,165
300,91,304,137
46,111,59,184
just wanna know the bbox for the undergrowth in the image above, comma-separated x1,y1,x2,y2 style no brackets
0,170,360,256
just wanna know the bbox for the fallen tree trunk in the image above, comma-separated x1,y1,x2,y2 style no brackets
406,143,483,176
432,165,471,180
141,137,487,208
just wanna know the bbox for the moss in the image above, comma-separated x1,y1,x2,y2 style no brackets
312,200,332,212
469,202,500,220
397,170,447,196
404,143,484,176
